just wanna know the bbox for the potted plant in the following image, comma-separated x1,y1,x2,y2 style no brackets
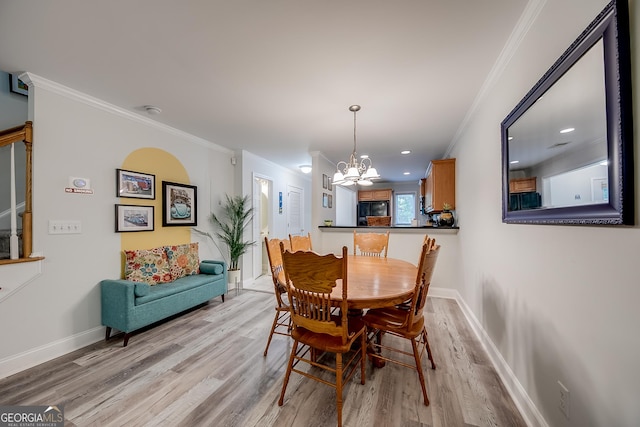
199,194,255,287
438,202,455,227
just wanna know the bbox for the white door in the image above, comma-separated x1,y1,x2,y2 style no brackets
253,175,272,279
287,185,304,236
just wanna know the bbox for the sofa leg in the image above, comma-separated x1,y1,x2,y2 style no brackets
105,327,112,341
123,333,131,347
221,294,225,302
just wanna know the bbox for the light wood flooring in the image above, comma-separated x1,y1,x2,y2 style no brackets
0,290,527,426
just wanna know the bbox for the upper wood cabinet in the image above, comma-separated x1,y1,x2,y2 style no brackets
422,158,455,213
509,177,537,193
358,189,392,201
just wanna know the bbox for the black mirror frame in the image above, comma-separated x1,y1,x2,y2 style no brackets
501,0,633,225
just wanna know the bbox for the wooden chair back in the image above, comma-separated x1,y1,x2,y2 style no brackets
289,232,312,252
366,216,391,226
353,230,390,257
407,237,440,328
264,237,289,305
281,246,350,343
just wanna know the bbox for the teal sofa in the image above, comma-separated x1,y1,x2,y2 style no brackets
101,259,227,346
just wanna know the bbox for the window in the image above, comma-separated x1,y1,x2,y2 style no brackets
394,192,416,225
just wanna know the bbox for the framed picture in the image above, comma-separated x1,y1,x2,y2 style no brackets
115,204,154,232
323,174,328,189
116,169,155,199
322,192,328,208
328,177,333,191
162,181,197,226
9,74,28,96
328,194,333,208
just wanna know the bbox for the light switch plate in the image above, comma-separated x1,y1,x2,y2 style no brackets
48,220,82,234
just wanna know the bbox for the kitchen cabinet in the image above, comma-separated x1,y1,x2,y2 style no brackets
358,189,392,201
509,177,537,193
422,158,455,213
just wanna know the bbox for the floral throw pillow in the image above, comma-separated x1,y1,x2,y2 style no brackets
165,243,200,280
124,247,172,285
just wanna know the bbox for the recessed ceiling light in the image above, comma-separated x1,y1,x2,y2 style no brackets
403,172,410,175
401,150,411,155
360,154,369,159
143,105,162,115
299,165,312,174
510,160,520,164
560,127,575,134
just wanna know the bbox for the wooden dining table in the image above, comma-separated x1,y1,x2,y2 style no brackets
330,255,418,310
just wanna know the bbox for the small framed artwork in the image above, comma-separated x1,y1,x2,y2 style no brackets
116,169,155,199
328,194,333,208
115,204,154,232
9,74,28,96
322,192,328,208
323,174,328,189
162,181,197,226
328,177,333,191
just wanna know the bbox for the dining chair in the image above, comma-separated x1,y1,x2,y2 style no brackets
289,232,312,252
363,237,440,406
262,237,292,356
353,230,390,257
366,215,391,226
278,246,366,427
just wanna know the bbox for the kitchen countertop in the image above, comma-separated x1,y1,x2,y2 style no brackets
318,225,459,233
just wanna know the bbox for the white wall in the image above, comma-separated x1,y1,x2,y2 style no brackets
238,150,311,282
451,0,640,426
0,74,235,377
335,185,356,226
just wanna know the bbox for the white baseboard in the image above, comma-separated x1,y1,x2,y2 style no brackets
0,326,104,380
428,286,458,299
442,289,548,427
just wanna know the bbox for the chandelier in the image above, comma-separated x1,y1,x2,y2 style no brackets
332,105,380,187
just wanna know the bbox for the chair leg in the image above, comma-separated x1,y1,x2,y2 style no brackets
263,310,280,356
123,333,131,347
278,340,298,406
105,327,112,341
411,338,429,406
422,327,436,369
336,352,343,427
360,331,366,384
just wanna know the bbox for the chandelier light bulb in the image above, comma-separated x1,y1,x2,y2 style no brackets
333,105,381,186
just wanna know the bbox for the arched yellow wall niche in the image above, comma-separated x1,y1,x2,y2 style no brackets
120,148,192,254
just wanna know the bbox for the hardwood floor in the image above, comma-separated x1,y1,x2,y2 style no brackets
0,291,527,427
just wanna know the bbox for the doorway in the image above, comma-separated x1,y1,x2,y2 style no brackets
252,175,272,279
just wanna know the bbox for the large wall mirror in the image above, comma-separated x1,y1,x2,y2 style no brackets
501,0,633,225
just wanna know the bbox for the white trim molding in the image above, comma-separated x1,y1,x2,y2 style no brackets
0,326,104,380
434,289,549,427
18,72,234,154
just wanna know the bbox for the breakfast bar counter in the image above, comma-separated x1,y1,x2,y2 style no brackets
315,225,459,297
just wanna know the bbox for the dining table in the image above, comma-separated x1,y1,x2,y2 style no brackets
330,255,418,310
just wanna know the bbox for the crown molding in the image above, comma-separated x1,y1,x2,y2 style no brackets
446,0,547,157
18,72,233,154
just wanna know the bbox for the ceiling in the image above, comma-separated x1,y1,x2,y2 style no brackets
0,0,528,183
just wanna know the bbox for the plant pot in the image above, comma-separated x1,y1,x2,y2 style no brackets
438,210,455,227
228,269,241,290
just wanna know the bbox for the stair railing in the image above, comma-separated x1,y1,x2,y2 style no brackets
0,121,34,262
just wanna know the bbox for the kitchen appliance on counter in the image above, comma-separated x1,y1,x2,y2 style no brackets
358,200,390,226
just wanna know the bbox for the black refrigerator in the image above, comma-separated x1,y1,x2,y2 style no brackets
357,201,390,226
